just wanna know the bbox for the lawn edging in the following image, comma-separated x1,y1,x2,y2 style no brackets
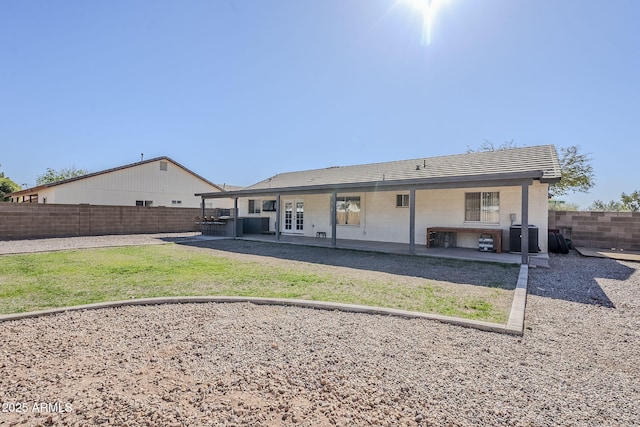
505,264,528,334
0,277,528,334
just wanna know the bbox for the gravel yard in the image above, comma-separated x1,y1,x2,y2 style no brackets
0,233,203,255
0,235,638,426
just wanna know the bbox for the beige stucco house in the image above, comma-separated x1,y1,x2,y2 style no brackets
197,145,561,262
10,156,231,209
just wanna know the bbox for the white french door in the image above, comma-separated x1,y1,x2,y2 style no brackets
283,200,304,233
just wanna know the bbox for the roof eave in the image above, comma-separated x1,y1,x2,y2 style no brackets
8,184,50,196
196,170,545,199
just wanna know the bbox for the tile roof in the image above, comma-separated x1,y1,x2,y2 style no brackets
246,145,561,190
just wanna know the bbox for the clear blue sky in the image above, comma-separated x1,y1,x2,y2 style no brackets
1,0,638,209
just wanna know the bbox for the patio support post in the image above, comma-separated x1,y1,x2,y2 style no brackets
521,182,529,265
201,197,205,220
331,192,337,247
233,197,238,238
409,188,416,254
276,194,281,241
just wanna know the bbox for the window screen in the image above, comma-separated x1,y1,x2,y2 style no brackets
465,192,499,223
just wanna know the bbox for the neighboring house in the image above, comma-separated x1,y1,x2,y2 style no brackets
10,156,232,209
196,145,561,257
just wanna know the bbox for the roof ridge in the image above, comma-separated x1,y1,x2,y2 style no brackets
12,156,222,194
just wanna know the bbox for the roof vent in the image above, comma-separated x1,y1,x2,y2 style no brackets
415,165,421,170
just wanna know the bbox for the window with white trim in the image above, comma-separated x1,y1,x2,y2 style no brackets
262,200,277,212
465,192,499,223
396,194,409,208
336,196,361,225
248,199,261,214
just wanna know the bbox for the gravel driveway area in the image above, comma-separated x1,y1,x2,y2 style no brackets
0,232,203,255
0,235,638,426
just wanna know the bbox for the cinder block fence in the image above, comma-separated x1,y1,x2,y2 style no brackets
549,211,640,251
2,204,639,250
0,203,214,240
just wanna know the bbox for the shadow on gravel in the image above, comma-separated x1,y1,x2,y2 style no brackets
528,251,637,308
177,239,519,290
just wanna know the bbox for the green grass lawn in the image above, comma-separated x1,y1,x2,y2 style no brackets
0,244,516,323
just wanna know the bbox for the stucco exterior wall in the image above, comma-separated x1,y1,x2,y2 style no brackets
29,160,229,209
237,195,332,235
233,180,550,252
413,182,549,252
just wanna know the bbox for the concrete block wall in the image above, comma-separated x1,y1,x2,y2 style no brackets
3,204,639,250
549,211,640,251
0,203,217,240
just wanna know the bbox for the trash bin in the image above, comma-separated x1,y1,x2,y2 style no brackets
509,225,539,253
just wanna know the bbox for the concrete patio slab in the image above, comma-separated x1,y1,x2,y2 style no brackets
231,233,549,266
575,247,640,262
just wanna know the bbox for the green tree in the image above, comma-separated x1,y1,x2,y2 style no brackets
548,201,580,211
550,145,595,198
588,200,628,212
588,191,640,212
36,166,89,185
466,139,518,153
0,165,22,201
621,190,640,212
467,141,595,198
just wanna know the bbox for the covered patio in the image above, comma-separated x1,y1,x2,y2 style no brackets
197,174,545,265
198,233,550,267
196,146,561,266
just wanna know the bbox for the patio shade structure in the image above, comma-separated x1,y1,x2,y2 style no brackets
196,146,561,265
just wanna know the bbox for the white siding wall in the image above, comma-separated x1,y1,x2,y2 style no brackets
236,181,550,252
42,160,230,208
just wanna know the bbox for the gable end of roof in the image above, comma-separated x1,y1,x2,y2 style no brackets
11,156,224,195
